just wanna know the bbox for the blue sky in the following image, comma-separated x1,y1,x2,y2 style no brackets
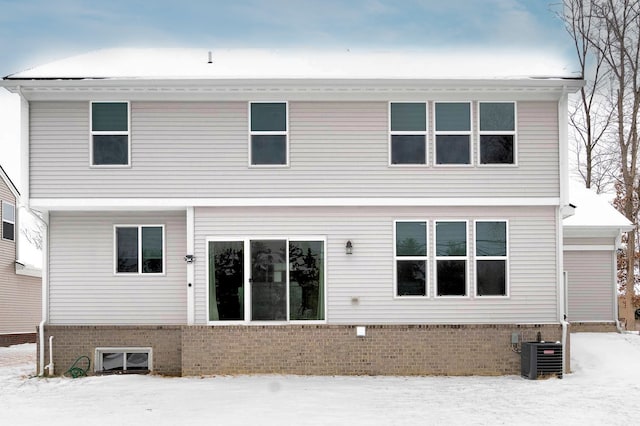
0,0,577,76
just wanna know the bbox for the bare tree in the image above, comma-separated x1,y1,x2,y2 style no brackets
563,0,616,192
562,0,640,328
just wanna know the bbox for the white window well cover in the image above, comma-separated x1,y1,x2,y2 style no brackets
5,48,578,80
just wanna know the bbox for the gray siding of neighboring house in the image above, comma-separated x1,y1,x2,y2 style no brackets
565,250,615,322
194,205,559,325
48,211,187,325
0,179,41,335
29,101,558,199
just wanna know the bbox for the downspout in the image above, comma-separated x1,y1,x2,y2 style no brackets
37,210,49,376
558,86,571,374
612,246,624,333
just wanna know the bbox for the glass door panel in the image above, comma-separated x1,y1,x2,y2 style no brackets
208,241,244,321
250,240,287,321
289,240,324,320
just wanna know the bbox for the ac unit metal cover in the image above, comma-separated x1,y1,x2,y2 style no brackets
521,342,563,380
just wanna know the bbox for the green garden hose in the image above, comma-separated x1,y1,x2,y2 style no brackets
65,356,91,378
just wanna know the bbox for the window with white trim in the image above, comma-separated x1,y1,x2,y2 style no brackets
435,102,471,165
479,102,516,164
2,201,15,242
207,238,325,322
394,221,428,296
91,102,130,166
95,348,151,373
250,102,288,166
115,225,164,274
389,102,427,165
435,221,468,296
475,221,508,296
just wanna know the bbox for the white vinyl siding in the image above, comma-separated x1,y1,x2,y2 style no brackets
194,205,559,325
48,211,186,325
0,180,41,334
29,101,559,199
565,250,615,322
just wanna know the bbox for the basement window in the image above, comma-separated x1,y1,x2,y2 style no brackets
95,348,152,373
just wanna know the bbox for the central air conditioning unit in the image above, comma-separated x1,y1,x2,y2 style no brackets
521,342,563,380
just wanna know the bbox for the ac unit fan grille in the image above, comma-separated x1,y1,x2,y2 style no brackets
521,342,563,380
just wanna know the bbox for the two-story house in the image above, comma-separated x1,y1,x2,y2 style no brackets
1,48,587,376
0,164,41,346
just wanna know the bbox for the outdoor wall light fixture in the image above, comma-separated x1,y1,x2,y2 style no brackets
184,254,195,264
345,240,353,255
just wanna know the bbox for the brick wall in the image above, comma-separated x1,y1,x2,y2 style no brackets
39,326,182,376
0,332,36,347
38,324,565,376
182,324,563,376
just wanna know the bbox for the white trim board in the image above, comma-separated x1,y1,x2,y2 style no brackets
563,245,615,251
30,197,561,211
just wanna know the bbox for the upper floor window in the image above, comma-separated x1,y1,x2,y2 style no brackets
1,201,15,242
394,221,428,296
475,221,508,296
434,102,471,165
479,102,516,165
91,102,130,167
435,220,468,296
249,102,288,166
115,225,164,275
389,103,427,165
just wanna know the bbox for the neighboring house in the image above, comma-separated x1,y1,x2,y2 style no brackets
0,164,41,346
563,182,633,331
0,48,585,376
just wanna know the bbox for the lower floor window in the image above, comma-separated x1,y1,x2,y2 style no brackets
96,348,151,373
208,238,325,322
115,225,164,274
435,221,468,296
475,221,508,296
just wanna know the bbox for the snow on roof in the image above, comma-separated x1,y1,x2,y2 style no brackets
5,48,579,80
564,180,633,229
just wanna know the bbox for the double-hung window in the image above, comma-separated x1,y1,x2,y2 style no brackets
435,221,468,296
91,102,130,166
394,221,428,296
479,102,516,165
434,102,471,165
389,103,427,165
115,225,164,275
475,221,508,296
1,201,15,242
249,102,288,166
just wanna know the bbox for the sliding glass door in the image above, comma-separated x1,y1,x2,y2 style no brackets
208,238,325,323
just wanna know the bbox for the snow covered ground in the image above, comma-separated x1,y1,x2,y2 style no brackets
1,333,639,425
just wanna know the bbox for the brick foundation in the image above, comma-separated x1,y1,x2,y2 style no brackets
570,322,619,333
37,324,565,377
38,326,182,376
0,332,37,347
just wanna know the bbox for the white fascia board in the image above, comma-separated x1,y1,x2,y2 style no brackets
30,197,561,211
2,78,584,102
